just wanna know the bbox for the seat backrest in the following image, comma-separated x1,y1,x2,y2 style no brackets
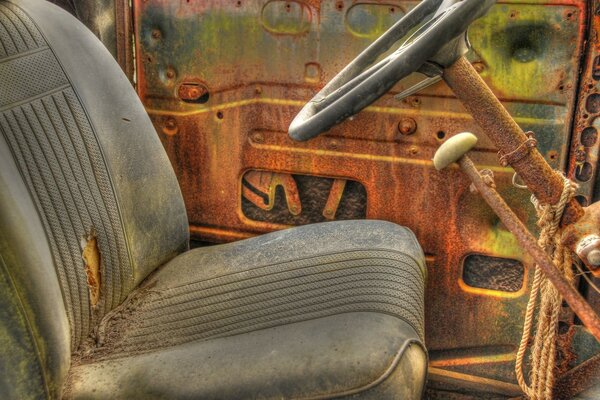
0,0,189,397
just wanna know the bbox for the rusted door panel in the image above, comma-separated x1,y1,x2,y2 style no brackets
133,0,592,393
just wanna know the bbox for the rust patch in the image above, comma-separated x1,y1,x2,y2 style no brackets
81,230,101,308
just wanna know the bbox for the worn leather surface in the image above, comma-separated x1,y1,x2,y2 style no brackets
69,221,427,399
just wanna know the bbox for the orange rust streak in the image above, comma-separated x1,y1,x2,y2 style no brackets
430,352,516,367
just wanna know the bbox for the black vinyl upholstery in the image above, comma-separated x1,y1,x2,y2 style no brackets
0,1,428,398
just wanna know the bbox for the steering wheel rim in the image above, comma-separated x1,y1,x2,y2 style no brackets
288,0,495,142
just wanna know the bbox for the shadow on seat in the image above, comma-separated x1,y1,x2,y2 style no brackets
0,0,427,398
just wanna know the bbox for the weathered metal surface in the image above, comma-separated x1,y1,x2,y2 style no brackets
453,152,600,342
322,178,346,219
177,81,210,102
114,0,134,81
242,170,302,215
568,1,600,207
443,56,584,226
556,350,600,399
133,0,593,395
241,172,366,224
563,201,600,276
444,56,600,276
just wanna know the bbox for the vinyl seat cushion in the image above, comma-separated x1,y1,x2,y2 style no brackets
67,220,427,399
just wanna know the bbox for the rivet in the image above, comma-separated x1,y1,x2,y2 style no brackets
251,132,264,143
166,67,176,79
162,117,178,136
304,63,321,83
397,117,417,136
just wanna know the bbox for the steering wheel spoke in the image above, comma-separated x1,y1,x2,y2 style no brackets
315,54,394,112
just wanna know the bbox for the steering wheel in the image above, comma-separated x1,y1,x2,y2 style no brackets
288,0,495,142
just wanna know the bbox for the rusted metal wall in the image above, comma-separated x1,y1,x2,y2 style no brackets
133,0,596,396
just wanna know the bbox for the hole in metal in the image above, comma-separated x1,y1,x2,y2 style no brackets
576,161,593,182
581,127,598,147
462,254,524,293
593,56,600,80
586,94,600,114
242,171,366,225
575,195,589,207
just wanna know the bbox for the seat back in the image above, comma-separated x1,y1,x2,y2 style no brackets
0,0,189,397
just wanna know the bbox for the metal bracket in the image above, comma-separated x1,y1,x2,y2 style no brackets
498,131,537,167
242,171,302,216
469,169,495,194
322,179,347,220
394,62,444,101
394,74,442,102
394,32,470,102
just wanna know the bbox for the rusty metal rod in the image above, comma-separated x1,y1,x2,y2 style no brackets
457,155,600,342
443,56,584,226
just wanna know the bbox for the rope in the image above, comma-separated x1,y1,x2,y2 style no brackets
515,175,577,400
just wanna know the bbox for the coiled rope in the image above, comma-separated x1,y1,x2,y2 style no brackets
515,175,577,399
